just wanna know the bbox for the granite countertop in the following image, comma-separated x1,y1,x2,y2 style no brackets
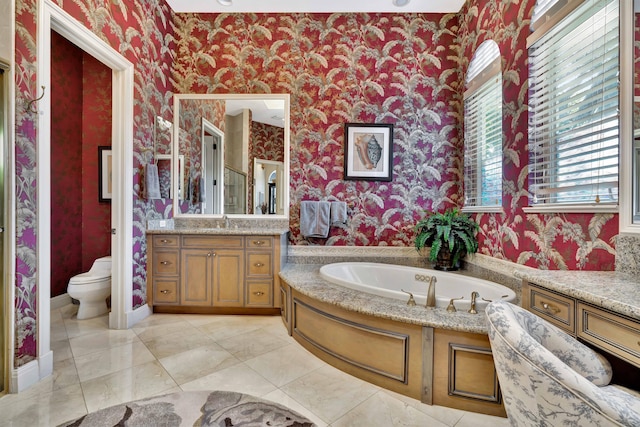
147,227,289,236
279,264,490,334
514,269,640,321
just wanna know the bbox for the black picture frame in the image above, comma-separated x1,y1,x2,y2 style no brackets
98,146,112,203
344,123,394,181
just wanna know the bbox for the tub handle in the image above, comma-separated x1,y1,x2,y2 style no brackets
400,289,416,306
446,297,464,313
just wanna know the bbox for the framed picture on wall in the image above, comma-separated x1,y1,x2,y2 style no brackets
344,123,394,181
98,146,112,203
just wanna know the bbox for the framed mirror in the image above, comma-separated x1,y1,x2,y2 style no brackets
172,94,290,219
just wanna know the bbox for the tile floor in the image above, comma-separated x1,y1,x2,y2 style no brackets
0,305,511,426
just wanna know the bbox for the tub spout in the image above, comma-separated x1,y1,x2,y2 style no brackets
468,291,480,314
426,276,437,308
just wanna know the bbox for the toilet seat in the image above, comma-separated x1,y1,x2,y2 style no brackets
68,271,110,285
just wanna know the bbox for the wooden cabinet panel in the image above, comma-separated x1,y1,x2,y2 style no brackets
152,235,179,247
213,250,244,307
523,283,575,335
247,237,273,249
182,235,243,248
246,252,272,277
181,249,213,306
578,303,640,369
153,279,179,304
246,281,272,307
153,251,179,276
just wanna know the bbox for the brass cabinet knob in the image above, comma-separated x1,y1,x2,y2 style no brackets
540,301,560,314
207,252,216,257
254,262,264,267
160,261,170,265
254,291,264,296
160,290,170,294
253,240,264,246
160,239,169,243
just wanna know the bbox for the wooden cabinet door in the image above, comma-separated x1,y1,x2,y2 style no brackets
213,250,245,307
180,249,214,306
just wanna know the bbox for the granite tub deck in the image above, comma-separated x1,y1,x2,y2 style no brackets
279,264,491,334
514,269,640,321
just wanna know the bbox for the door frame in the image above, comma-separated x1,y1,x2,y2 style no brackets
201,118,224,215
20,0,135,391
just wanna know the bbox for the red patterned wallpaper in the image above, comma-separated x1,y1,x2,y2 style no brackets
249,121,284,213
51,32,83,297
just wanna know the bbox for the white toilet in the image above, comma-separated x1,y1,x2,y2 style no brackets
67,256,112,320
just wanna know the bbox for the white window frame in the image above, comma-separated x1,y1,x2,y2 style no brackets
525,0,620,214
462,40,504,214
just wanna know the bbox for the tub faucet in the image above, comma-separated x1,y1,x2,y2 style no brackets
468,291,479,314
426,276,437,308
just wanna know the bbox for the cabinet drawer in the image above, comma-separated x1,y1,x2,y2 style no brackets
182,235,244,249
153,251,179,275
246,281,273,307
578,303,640,368
246,237,273,249
153,235,179,247
524,284,575,334
153,280,179,304
246,252,273,276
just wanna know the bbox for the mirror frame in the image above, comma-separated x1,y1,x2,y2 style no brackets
172,93,290,219
620,0,640,233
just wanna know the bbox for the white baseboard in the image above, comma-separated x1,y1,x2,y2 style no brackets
10,355,51,393
126,303,151,328
50,293,72,311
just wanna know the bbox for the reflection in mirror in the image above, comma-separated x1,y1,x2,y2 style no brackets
173,94,290,218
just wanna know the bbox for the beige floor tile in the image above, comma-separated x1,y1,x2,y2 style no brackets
51,357,80,391
69,328,139,358
453,411,511,427
262,389,329,427
158,343,240,385
51,337,74,363
280,365,380,423
133,318,198,342
80,360,177,412
180,362,277,397
2,383,87,427
332,391,449,427
142,326,216,359
196,315,273,341
244,343,326,387
74,340,156,382
63,313,109,339
217,327,292,361
381,389,466,426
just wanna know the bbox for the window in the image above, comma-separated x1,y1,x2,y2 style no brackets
528,0,619,208
463,40,503,211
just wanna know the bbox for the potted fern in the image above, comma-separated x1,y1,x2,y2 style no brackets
414,208,479,271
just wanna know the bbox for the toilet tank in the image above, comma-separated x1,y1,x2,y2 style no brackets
89,256,112,275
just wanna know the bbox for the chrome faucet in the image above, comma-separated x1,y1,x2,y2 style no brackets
426,276,437,308
222,215,229,228
468,291,479,314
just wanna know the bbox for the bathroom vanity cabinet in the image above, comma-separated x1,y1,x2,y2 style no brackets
523,281,640,374
147,232,285,314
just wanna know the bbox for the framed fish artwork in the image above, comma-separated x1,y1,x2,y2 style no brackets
344,123,394,181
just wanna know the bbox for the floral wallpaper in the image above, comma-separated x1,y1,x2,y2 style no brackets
14,0,175,365
11,0,621,368
173,12,463,246
457,0,617,270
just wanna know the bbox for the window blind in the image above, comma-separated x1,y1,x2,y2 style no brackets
528,0,619,206
464,41,502,209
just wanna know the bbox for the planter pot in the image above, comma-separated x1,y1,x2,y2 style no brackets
434,247,460,271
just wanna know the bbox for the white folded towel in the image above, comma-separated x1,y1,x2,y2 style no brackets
145,163,161,199
330,201,348,226
300,200,331,238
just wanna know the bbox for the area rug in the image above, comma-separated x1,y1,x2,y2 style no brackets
58,390,315,427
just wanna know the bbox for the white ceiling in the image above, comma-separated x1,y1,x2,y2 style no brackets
166,0,465,14
225,99,285,128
